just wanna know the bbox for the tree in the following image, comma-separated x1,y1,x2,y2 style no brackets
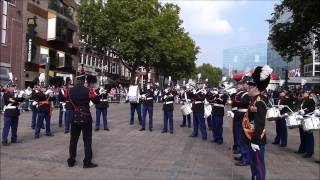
196,63,222,87
268,0,320,63
76,0,199,81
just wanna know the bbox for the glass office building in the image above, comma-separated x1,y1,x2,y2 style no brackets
222,44,267,74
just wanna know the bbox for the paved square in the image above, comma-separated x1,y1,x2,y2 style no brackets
1,104,319,179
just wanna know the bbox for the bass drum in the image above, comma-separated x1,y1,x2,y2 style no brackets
128,85,140,103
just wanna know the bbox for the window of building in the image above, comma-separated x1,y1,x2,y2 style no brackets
40,46,49,65
57,51,65,68
2,0,8,45
111,63,116,74
81,53,84,64
85,54,89,65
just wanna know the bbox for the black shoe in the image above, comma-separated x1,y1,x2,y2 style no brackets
234,156,242,161
41,127,45,129
2,142,9,146
31,127,35,130
149,128,152,132
104,128,110,131
302,154,313,158
295,150,304,154
208,128,212,130
129,123,134,125
188,126,191,128
34,135,40,139
161,130,167,133
180,124,186,127
210,140,217,143
189,134,198,138
67,160,76,167
59,124,62,128
315,160,320,164
83,162,98,168
46,133,54,137
170,131,173,134
64,131,69,134
216,142,223,145
95,128,99,131
235,161,250,166
233,149,240,154
272,141,279,145
139,128,145,131
202,138,207,141
279,144,287,147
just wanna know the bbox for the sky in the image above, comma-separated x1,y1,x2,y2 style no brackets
160,0,280,68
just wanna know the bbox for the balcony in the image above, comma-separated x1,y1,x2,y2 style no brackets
48,0,74,20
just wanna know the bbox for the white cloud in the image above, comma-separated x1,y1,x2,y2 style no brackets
162,1,235,35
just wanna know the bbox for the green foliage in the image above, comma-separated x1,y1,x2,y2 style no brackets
196,63,222,87
268,0,320,63
76,0,199,78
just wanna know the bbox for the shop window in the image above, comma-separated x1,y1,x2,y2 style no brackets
40,46,49,65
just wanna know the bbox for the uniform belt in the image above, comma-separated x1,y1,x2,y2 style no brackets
165,101,173,104
195,101,204,104
213,103,224,107
146,97,153,100
232,107,238,111
4,105,17,109
237,109,248,112
101,99,108,102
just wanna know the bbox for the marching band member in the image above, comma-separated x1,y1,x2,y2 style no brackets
190,75,207,140
161,77,175,134
211,88,228,144
129,77,142,126
2,84,24,146
243,65,272,180
180,81,192,128
272,89,292,147
59,78,74,134
205,87,216,130
229,77,251,166
34,86,54,138
296,90,315,158
95,85,110,131
30,85,41,130
140,77,154,132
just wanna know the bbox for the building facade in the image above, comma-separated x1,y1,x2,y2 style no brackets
222,43,267,75
22,0,79,88
267,10,319,79
1,0,24,87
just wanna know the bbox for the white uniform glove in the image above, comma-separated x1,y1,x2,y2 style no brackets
193,89,196,94
278,105,284,110
314,109,320,117
164,89,169,93
227,111,234,118
45,89,53,95
282,113,288,118
32,101,38,106
251,143,260,152
299,110,305,115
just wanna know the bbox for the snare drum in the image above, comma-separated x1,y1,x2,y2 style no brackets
266,107,281,121
286,113,303,129
302,116,320,132
180,104,192,116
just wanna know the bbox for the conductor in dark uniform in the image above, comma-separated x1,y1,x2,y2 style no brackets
66,73,100,168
